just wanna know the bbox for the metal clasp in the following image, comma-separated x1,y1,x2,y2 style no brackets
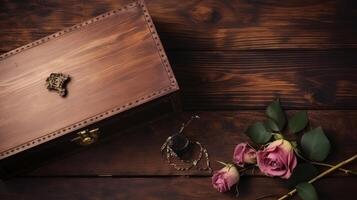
71,128,100,146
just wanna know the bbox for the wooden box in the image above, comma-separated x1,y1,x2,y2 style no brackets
0,0,179,178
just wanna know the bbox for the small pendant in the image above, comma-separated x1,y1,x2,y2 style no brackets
160,115,212,172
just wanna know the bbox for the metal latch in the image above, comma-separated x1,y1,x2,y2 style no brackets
71,128,100,146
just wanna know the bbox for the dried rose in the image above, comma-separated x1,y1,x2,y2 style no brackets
233,143,257,167
212,164,240,192
257,139,297,179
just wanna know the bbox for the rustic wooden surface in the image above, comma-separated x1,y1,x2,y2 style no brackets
0,0,356,199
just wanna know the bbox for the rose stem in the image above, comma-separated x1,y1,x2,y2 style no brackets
277,154,357,200
309,161,357,175
295,151,356,175
255,194,277,200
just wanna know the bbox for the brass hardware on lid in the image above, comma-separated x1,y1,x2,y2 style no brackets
71,128,100,146
46,73,70,97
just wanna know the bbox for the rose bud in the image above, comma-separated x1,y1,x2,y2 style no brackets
233,143,257,167
212,164,240,192
256,139,297,179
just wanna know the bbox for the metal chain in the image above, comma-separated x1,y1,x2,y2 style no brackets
160,115,212,172
161,140,211,172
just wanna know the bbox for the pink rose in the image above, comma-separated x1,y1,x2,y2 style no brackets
233,143,257,167
212,164,240,192
257,139,297,179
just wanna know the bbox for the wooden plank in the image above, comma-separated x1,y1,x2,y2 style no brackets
0,0,356,52
1,49,356,111
170,50,357,110
0,177,355,199
25,111,357,176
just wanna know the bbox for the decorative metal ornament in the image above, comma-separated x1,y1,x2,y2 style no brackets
46,73,70,97
161,115,212,172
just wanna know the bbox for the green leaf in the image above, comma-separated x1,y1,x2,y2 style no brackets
266,99,286,131
287,163,318,188
296,182,318,200
245,122,272,144
289,111,309,133
264,119,280,132
301,127,331,161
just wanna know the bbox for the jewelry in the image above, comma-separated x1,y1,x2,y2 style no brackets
161,115,212,172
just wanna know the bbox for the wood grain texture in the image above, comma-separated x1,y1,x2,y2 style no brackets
0,1,178,159
169,50,357,110
0,0,356,199
0,98,175,178
1,0,356,110
24,111,356,176
0,177,355,200
0,0,356,52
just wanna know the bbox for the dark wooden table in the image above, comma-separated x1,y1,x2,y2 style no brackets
0,0,356,199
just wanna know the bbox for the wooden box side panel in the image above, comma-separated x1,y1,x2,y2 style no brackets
0,92,179,179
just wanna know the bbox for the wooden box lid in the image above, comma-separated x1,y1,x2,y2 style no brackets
0,0,179,160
